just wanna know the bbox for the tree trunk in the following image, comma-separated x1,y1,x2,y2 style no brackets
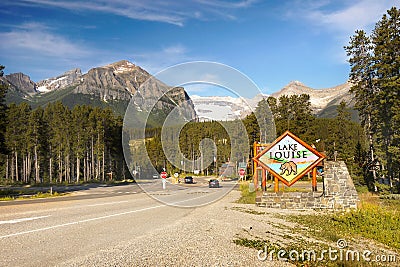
11,153,14,182
76,155,80,183
96,159,100,180
6,155,9,181
91,137,94,181
22,156,26,183
49,157,52,184
83,156,87,182
64,155,68,183
102,149,105,182
368,114,377,191
34,145,39,183
27,152,31,183
15,151,18,182
59,151,62,183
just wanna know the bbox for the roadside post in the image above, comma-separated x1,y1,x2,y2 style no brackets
161,171,167,190
252,142,271,190
312,167,317,192
239,168,245,181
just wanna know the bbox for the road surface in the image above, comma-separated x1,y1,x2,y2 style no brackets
0,180,234,266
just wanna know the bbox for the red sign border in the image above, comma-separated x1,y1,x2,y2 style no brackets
253,130,325,186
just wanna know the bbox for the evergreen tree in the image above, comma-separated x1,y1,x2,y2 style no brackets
0,66,7,155
267,94,314,142
345,7,400,189
0,65,8,180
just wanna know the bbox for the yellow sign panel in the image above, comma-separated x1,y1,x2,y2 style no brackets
253,131,325,186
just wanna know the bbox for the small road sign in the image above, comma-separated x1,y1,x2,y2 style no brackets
161,171,167,179
239,168,245,176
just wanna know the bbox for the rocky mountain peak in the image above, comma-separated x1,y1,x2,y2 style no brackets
278,81,314,95
37,68,82,92
272,81,354,114
288,80,306,87
74,60,150,101
100,60,146,75
3,72,36,94
3,60,196,120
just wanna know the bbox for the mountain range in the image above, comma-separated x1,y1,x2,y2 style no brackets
1,60,357,122
191,81,357,121
1,60,196,125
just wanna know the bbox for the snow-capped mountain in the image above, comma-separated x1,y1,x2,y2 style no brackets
190,81,355,121
36,68,82,92
191,94,268,121
271,81,354,115
2,60,196,119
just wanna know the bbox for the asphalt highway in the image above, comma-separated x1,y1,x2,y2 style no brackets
0,179,234,266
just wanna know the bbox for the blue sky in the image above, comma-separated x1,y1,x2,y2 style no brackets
0,0,397,96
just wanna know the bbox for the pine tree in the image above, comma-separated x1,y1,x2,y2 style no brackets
345,7,400,189
0,65,8,180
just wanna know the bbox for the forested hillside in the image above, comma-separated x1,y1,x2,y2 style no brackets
131,93,368,188
0,73,129,184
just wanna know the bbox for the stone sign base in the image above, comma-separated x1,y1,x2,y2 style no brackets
256,161,359,210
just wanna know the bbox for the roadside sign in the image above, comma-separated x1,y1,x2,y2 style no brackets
239,168,246,176
161,171,167,179
253,130,325,186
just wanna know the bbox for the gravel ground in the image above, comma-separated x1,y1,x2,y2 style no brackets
56,189,299,267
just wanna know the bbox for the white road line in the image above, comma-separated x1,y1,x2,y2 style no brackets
0,190,217,239
0,205,165,239
86,200,129,207
0,215,51,225
0,197,140,216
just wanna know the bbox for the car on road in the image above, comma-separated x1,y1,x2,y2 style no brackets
184,176,194,184
152,174,159,179
209,179,220,188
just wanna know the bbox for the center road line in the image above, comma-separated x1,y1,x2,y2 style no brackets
0,215,51,225
0,191,218,239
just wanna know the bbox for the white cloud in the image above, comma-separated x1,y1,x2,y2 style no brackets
195,0,258,9
0,22,98,81
9,0,258,26
292,0,398,34
307,0,397,33
284,0,398,65
0,22,90,57
132,45,196,74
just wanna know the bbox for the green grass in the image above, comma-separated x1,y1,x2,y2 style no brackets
231,206,265,215
233,192,398,266
0,189,66,201
236,182,256,204
233,237,368,266
287,193,400,250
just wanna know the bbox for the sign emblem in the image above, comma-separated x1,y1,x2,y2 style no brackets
253,131,325,186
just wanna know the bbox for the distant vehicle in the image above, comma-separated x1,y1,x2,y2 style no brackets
184,176,194,184
209,179,220,188
152,174,159,179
